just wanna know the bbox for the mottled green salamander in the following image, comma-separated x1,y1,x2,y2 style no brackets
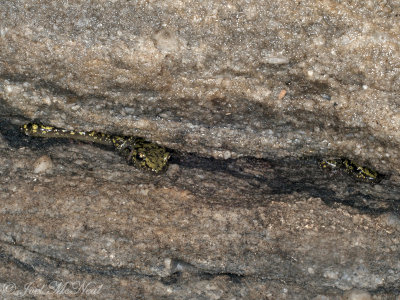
319,158,383,183
21,123,170,173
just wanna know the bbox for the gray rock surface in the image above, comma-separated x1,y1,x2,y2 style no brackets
1,0,399,298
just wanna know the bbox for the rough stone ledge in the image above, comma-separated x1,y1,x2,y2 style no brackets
1,0,400,298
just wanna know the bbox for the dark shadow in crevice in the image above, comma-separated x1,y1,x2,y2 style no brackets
1,102,398,216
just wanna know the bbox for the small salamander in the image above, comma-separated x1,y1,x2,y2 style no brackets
319,158,383,183
21,123,170,173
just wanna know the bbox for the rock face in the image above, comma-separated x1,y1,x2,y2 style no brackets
0,1,399,298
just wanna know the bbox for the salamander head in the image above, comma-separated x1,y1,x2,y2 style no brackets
127,138,170,173
20,123,49,136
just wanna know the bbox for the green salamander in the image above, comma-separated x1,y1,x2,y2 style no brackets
21,123,170,173
319,158,383,183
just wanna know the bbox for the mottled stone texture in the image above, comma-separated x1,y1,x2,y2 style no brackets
0,0,399,298
1,0,400,173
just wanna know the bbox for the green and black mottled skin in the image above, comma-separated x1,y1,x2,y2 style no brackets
21,123,170,173
319,158,383,183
